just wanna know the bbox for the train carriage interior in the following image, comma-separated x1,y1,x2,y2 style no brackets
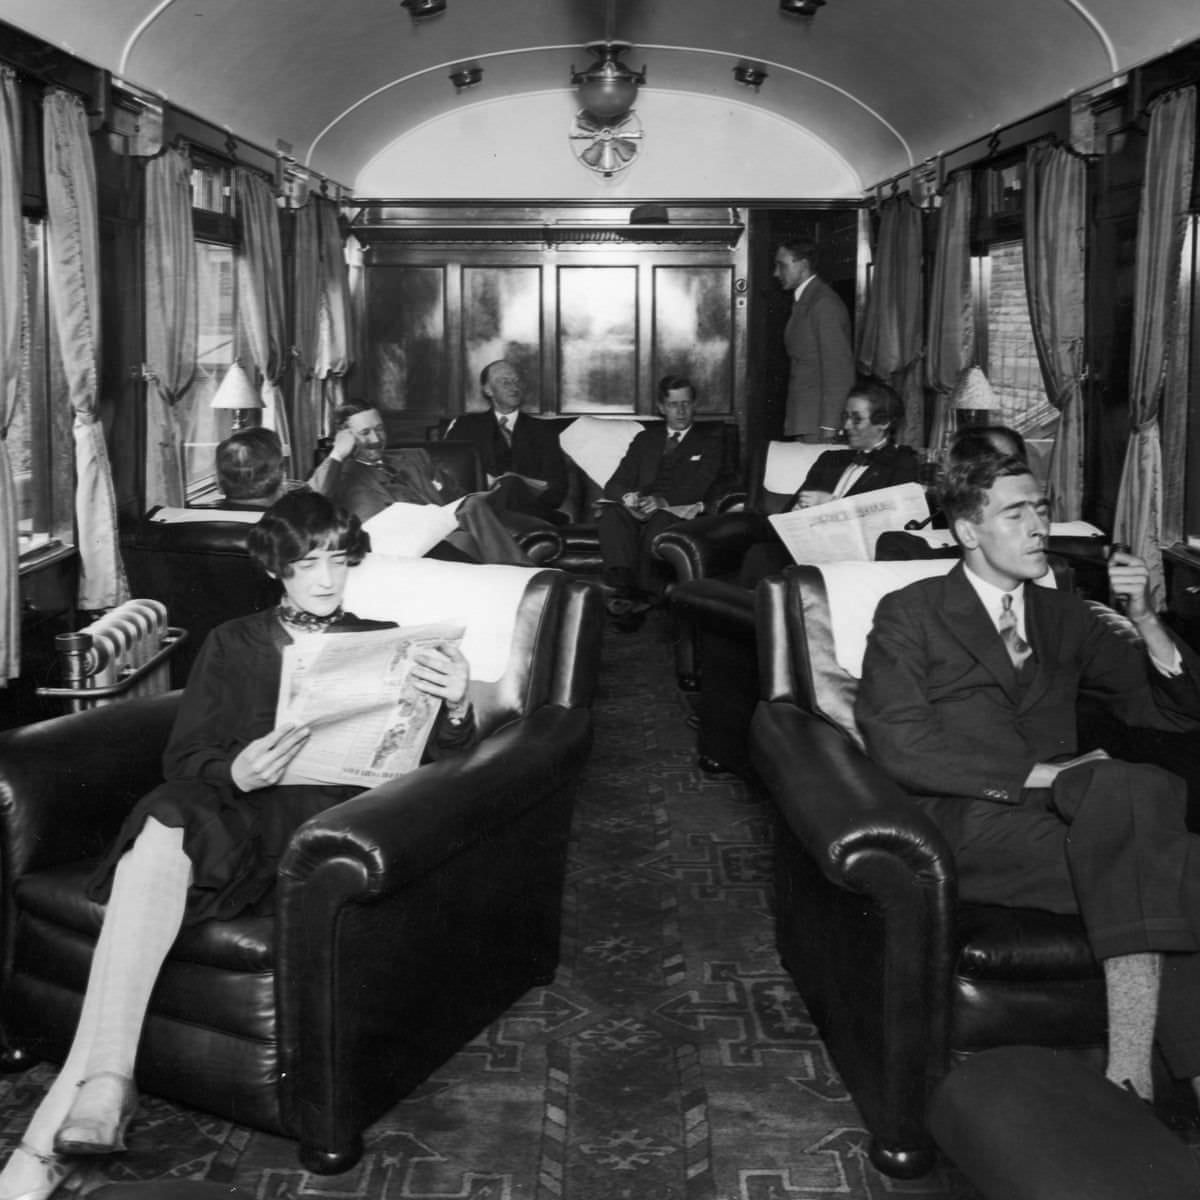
4,1,1200,1197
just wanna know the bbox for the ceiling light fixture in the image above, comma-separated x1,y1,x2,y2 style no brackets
779,0,825,14
400,0,446,16
449,65,482,90
732,63,768,90
571,42,646,124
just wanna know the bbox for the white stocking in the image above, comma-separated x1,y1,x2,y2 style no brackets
0,817,190,1171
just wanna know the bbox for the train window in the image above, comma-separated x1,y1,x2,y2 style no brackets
14,218,71,559
182,240,237,501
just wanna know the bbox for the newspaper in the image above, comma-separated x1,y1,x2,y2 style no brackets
361,501,462,558
274,623,465,787
768,482,931,564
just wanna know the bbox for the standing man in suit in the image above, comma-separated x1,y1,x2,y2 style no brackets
857,453,1200,1106
598,375,725,629
445,360,569,527
774,239,856,441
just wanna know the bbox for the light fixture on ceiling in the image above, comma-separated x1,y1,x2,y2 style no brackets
449,65,482,90
780,0,825,14
732,63,768,90
400,0,446,16
571,42,646,124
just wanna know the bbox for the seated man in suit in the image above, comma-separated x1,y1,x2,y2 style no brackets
738,378,921,586
599,375,724,630
444,360,569,527
857,452,1200,1106
309,402,531,565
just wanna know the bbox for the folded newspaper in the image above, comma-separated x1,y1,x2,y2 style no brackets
768,482,931,564
275,623,465,787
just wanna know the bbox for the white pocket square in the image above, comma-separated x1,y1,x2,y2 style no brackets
689,454,702,461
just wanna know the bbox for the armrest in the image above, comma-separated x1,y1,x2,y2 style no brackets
652,510,772,584
750,701,956,898
279,705,591,904
0,694,180,876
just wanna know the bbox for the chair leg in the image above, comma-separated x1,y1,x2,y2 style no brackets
299,1133,365,1176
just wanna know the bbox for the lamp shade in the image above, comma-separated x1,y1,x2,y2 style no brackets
950,365,998,410
210,363,263,411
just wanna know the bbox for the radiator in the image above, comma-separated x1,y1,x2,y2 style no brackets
37,599,187,712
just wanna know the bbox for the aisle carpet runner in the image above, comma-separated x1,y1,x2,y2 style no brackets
3,608,1198,1199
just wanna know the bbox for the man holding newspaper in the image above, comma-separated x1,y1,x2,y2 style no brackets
739,378,923,585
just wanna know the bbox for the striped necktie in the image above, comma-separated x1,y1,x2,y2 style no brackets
999,593,1032,670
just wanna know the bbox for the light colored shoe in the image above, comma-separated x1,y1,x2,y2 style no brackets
0,1143,70,1200
53,1072,137,1156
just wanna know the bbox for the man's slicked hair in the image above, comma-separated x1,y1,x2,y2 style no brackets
939,454,1034,530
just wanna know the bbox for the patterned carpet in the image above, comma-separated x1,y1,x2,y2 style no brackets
2,607,1196,1198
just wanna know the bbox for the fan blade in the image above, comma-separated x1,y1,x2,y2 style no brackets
581,142,608,169
611,139,637,165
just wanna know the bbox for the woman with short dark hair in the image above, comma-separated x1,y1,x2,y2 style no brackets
0,491,474,1200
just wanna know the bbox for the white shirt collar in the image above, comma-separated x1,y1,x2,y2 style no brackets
962,563,1027,636
792,275,816,303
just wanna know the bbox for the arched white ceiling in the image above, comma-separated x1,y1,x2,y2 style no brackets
1,0,1197,197
356,90,862,199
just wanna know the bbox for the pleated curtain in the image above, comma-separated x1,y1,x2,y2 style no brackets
0,70,23,683
1023,142,1087,521
1113,86,1196,609
234,169,290,462
314,197,353,413
857,194,925,446
42,89,128,612
143,146,196,508
924,172,974,458
289,199,322,472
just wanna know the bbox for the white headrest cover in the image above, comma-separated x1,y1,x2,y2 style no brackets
762,441,839,495
558,416,644,488
343,555,538,682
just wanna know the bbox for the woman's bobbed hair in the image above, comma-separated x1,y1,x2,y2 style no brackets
246,490,370,578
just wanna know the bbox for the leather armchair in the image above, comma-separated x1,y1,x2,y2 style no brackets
749,562,1107,1179
0,566,602,1174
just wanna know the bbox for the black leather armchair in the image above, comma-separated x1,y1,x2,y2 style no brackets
749,562,1108,1178
0,566,602,1174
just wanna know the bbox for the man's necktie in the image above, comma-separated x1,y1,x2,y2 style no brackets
663,431,682,457
999,593,1033,670
498,416,513,447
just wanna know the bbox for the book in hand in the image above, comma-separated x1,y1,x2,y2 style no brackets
274,623,465,787
768,483,931,564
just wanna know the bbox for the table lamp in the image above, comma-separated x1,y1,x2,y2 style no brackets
210,362,263,430
950,364,998,428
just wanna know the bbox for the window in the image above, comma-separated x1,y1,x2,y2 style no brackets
13,217,72,561
183,240,237,500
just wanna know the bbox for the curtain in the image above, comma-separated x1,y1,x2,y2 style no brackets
289,200,322,472
1113,86,1196,609
144,146,196,508
314,197,352,416
0,70,22,682
857,194,925,446
1023,143,1087,521
925,171,974,458
234,169,290,461
1161,221,1193,545
42,89,129,612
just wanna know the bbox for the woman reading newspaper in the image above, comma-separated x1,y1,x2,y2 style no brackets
0,491,474,1200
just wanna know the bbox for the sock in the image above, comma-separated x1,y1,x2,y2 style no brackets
1104,952,1161,1100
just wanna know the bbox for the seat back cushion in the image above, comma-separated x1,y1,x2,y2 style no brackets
342,556,561,736
753,441,841,515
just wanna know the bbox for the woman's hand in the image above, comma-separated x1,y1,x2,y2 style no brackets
231,722,311,791
410,641,471,708
797,489,833,509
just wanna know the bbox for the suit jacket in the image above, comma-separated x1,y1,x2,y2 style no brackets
603,423,726,507
308,451,463,523
447,410,568,511
855,563,1200,840
786,442,921,509
784,276,856,440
